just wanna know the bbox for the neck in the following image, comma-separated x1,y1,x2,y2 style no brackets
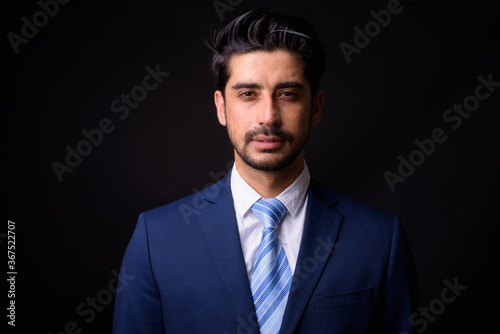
235,152,305,198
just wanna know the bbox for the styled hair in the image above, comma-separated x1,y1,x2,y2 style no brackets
209,8,326,96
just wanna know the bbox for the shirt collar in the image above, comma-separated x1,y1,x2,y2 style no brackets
230,161,310,218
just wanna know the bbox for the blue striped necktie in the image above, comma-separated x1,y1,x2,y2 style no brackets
250,198,292,334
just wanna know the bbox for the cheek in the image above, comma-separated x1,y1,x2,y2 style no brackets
285,106,312,129
225,108,249,136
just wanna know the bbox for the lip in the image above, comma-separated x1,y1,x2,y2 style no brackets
251,135,285,150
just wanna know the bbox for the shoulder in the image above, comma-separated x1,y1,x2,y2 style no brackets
139,174,232,226
310,181,410,260
310,179,398,228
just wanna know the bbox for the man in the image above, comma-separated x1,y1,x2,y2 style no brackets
113,8,420,334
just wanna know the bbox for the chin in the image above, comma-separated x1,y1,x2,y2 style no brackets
239,152,298,172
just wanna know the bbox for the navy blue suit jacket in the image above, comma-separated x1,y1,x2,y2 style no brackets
113,174,419,333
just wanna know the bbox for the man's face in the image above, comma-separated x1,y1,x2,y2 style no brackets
215,50,323,172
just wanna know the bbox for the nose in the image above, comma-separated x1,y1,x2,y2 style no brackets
256,93,281,127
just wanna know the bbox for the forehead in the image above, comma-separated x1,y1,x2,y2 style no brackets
227,50,307,85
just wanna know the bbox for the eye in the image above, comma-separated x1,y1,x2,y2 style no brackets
279,91,298,100
238,91,257,99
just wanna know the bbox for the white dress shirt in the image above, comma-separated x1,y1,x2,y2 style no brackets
230,162,310,281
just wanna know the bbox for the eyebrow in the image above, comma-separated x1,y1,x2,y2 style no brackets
231,82,262,90
231,81,304,90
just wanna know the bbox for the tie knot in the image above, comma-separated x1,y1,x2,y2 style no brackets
251,198,287,230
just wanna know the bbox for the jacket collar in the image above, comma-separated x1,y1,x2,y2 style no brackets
280,179,344,333
198,172,260,333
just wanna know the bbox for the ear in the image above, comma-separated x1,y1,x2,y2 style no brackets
214,90,226,126
311,90,324,126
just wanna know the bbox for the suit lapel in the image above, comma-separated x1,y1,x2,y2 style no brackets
198,175,259,333
280,180,344,334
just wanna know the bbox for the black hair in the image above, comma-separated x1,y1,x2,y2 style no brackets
209,8,326,96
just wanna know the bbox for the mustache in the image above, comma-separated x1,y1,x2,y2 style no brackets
244,127,294,143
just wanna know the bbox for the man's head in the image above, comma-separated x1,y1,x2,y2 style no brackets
210,9,325,173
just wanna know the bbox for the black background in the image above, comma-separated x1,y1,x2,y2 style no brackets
4,0,500,333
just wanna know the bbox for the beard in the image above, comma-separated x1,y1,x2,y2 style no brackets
227,124,310,172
